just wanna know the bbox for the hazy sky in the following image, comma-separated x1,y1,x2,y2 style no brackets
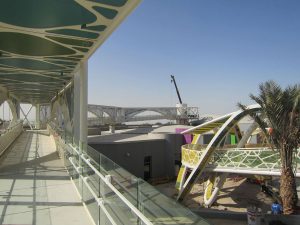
89,0,299,115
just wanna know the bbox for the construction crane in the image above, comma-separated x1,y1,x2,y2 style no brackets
170,75,204,126
170,75,183,104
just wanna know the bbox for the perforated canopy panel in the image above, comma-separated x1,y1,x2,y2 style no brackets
181,113,233,135
0,0,140,104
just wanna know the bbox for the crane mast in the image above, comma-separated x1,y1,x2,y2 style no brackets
170,75,183,104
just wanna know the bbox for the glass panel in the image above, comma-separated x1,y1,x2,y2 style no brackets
72,148,81,192
110,175,139,208
101,178,139,225
82,159,100,223
50,124,211,225
64,145,74,176
99,207,113,225
137,179,210,225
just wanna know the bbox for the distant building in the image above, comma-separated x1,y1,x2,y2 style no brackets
88,125,190,181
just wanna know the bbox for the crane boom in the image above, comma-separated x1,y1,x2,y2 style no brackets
170,75,183,104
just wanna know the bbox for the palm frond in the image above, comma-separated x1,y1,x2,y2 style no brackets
240,80,300,153
237,102,273,148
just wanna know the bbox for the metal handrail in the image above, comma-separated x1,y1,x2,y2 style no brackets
1,120,23,135
48,122,209,225
81,171,118,225
68,144,153,225
0,121,23,155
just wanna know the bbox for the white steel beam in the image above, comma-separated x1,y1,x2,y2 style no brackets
35,104,40,129
20,105,33,130
73,69,80,145
79,61,88,152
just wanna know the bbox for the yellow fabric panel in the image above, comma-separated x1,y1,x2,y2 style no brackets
175,166,186,190
188,118,230,134
191,134,200,144
205,174,216,200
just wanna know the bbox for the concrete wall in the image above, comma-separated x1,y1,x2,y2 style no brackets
149,132,183,164
88,127,101,135
89,139,171,179
89,130,184,180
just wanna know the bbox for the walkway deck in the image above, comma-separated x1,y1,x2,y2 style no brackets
0,130,93,225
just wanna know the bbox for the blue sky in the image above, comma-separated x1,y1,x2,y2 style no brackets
89,0,300,115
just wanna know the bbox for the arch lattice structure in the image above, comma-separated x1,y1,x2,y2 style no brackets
177,105,284,204
175,104,300,206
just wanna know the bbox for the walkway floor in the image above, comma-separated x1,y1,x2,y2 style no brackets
0,130,93,225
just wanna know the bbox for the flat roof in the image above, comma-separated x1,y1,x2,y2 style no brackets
88,124,193,143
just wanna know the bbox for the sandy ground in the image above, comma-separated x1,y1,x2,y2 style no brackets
155,175,277,225
156,175,274,213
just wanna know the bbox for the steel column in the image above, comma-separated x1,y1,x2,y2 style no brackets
35,104,40,129
79,61,88,152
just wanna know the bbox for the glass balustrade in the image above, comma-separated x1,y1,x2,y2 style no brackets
48,123,210,225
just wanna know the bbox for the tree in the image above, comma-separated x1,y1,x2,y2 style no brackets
239,81,300,214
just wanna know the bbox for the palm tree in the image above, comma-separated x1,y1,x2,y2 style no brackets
239,80,300,214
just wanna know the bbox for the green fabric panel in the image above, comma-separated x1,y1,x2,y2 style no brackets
46,36,93,47
93,6,118,19
0,0,134,103
73,47,89,52
89,0,127,7
45,57,80,62
0,0,96,28
9,83,57,89
45,60,77,66
85,25,107,32
230,134,236,145
0,32,76,56
0,80,23,84
0,58,64,71
0,74,63,83
47,29,99,39
70,55,84,58
0,69,10,73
